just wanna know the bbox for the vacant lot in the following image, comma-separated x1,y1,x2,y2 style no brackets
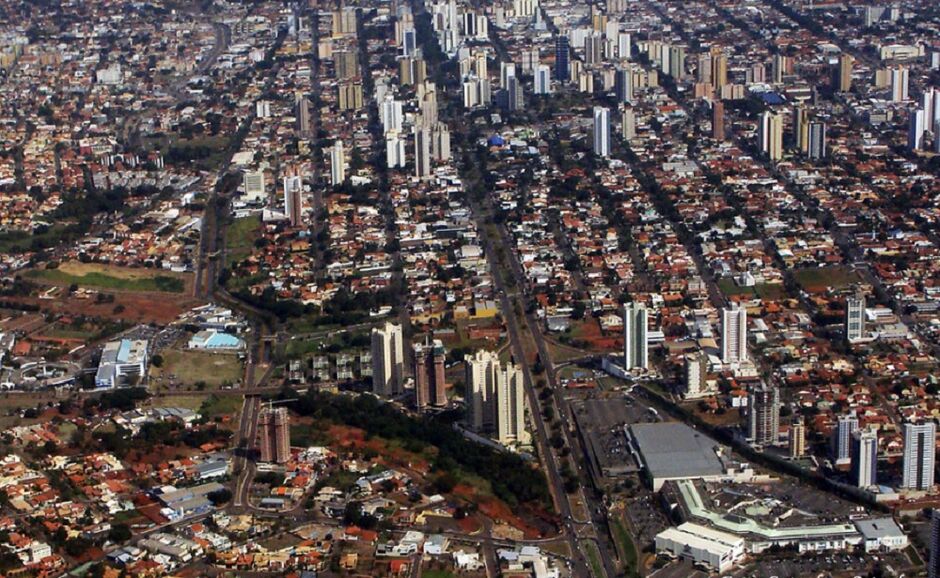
793,266,860,294
27,262,187,293
151,348,243,387
226,215,262,267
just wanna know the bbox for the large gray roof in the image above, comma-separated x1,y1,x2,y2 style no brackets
630,422,725,481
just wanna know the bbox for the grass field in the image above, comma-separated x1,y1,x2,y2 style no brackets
144,394,208,412
200,394,243,417
717,278,787,300
793,266,860,293
612,517,640,578
151,349,243,387
583,540,604,578
226,215,262,267
27,262,186,293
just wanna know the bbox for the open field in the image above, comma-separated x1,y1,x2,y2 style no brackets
27,261,188,293
226,215,262,267
717,278,788,300
583,540,604,578
792,266,861,294
151,348,243,387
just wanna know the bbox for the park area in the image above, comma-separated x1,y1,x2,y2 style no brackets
26,261,188,293
792,265,861,294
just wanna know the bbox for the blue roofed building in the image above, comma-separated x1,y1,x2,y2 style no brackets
188,330,245,350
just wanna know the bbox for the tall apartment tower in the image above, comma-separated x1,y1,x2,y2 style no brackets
283,176,302,227
330,140,346,186
622,107,636,140
258,406,291,464
851,428,878,488
371,322,404,397
748,383,779,447
789,416,806,458
296,95,311,136
712,100,725,140
710,49,728,91
929,510,940,578
683,351,711,399
891,66,909,102
902,421,936,491
414,338,447,410
554,35,570,82
414,126,431,178
832,412,859,465
837,53,854,92
623,302,648,370
465,350,529,446
534,64,552,95
495,361,529,445
793,104,809,153
465,349,499,431
758,111,784,161
808,121,827,160
845,292,866,343
721,304,748,364
593,106,610,157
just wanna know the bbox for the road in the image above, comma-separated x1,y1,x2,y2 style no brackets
233,395,261,508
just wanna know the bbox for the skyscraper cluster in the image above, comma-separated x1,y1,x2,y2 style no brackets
464,350,530,446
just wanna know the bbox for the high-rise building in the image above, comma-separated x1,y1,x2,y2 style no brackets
891,66,909,102
622,107,636,140
789,416,806,459
258,406,291,464
909,108,926,151
668,45,685,79
584,34,603,65
500,61,516,89
593,106,610,157
845,292,866,343
902,421,936,491
712,100,724,140
332,7,359,37
837,53,854,92
296,95,311,136
414,126,431,178
283,176,302,227
465,349,499,431
758,111,784,161
330,140,345,186
710,49,728,91
793,104,809,153
623,302,648,370
929,510,940,578
371,322,404,397
617,32,631,60
748,383,779,447
465,350,529,445
832,412,859,465
495,361,529,445
554,35,570,82
402,28,417,56
333,50,359,79
431,123,451,162
414,338,447,410
534,64,552,95
683,351,711,399
506,75,524,111
851,428,878,488
808,121,827,160
381,98,403,135
614,66,633,103
338,82,363,111
721,304,747,364
386,133,406,168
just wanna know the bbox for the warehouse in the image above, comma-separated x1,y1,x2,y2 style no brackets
655,522,745,572
627,422,726,490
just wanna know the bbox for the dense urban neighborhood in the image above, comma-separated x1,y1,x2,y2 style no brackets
0,0,940,576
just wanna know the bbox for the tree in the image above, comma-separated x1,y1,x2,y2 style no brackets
207,488,232,506
108,523,132,543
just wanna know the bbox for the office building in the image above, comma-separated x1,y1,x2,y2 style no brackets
94,339,149,389
837,54,853,92
851,428,878,488
758,111,784,161
258,407,290,464
789,417,806,459
506,75,524,111
622,107,636,139
712,100,724,140
283,176,302,227
721,305,747,364
330,140,345,186
845,293,866,343
808,121,827,160
414,338,447,410
554,35,569,81
623,302,649,371
832,413,859,465
593,106,610,157
748,383,779,447
534,64,552,94
371,322,404,397
891,66,909,102
902,421,936,491
415,126,431,178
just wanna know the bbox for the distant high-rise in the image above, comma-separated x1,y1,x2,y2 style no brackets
415,126,431,178
554,35,570,82
243,170,266,200
623,302,648,370
465,350,529,445
891,66,909,102
465,349,499,431
721,304,747,364
832,412,859,465
534,64,552,95
495,361,529,445
332,7,359,37
712,100,724,140
431,123,451,162
793,104,809,153
386,133,406,168
381,98,403,135
333,50,359,79
758,111,784,161
710,49,728,91
837,53,854,92
845,293,866,343
330,140,346,186
851,428,878,488
500,61,516,89
295,95,311,136
902,421,936,491
372,322,404,397
748,383,779,447
584,34,603,65
506,75,524,111
909,108,926,151
414,338,447,410
668,45,685,79
593,106,610,157
338,82,363,111
789,416,806,459
683,351,711,399
614,66,633,103
283,176,302,227
808,121,827,160
622,107,636,140
258,406,290,464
